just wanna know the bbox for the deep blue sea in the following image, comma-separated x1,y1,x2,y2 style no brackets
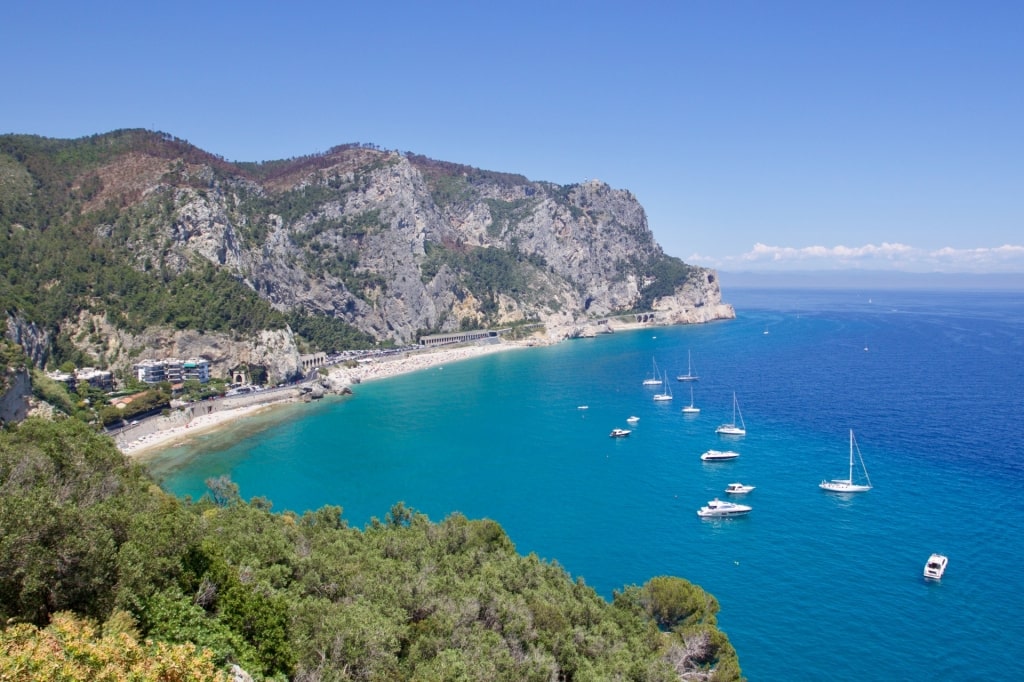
146,288,1024,680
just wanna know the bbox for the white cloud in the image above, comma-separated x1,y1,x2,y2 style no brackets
689,242,1024,273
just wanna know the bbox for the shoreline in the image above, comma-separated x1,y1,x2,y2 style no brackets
119,340,527,458
117,314,732,459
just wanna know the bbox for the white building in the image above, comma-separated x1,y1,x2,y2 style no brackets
134,359,166,384
183,357,211,383
133,357,211,385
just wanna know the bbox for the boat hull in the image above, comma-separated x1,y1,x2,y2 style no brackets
716,425,746,436
697,498,752,517
819,479,871,493
701,450,740,461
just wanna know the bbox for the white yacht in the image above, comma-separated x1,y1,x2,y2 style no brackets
697,498,752,518
724,482,755,494
609,428,631,438
923,554,948,580
626,416,640,424
701,449,740,462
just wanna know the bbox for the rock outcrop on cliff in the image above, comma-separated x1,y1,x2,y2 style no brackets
0,130,734,383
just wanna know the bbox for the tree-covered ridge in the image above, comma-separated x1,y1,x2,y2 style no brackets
0,419,743,681
0,129,726,375
0,132,375,366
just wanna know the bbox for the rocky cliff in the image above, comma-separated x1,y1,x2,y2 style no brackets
0,130,734,383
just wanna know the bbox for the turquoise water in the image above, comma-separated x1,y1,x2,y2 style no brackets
148,288,1024,680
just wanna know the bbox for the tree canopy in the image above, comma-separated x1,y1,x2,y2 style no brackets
0,418,743,681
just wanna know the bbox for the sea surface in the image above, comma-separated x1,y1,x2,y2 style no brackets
146,288,1024,680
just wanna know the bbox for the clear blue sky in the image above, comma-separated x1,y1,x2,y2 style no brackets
4,1,1022,273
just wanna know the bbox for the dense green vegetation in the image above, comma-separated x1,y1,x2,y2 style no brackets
0,131,379,366
0,217,289,359
0,419,743,681
286,310,378,352
0,130,294,365
636,255,696,312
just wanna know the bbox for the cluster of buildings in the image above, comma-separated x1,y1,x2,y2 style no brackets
45,367,115,392
47,357,214,394
132,357,211,385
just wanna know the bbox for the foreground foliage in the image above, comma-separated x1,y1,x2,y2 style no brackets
0,418,743,681
0,611,229,681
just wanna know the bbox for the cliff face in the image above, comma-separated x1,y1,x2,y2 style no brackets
0,367,31,425
0,131,734,382
108,146,732,336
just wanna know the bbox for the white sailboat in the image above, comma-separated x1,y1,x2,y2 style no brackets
682,385,700,414
820,430,873,493
715,392,746,436
653,371,673,401
677,350,699,382
642,357,663,386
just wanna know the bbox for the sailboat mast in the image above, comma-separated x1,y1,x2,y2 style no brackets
848,429,855,481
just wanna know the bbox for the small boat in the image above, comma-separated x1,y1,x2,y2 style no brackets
715,392,746,436
725,482,755,494
577,405,589,410
626,416,640,424
697,498,752,518
676,350,699,382
923,554,948,580
609,428,631,438
820,430,873,493
701,449,740,461
682,385,700,414
653,371,673,402
642,357,663,386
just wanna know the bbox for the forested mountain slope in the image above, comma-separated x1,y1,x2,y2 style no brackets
1,130,732,383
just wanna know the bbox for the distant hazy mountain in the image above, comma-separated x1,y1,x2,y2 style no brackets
720,269,1024,291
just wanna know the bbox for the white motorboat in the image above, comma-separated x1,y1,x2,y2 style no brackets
626,416,639,424
701,449,740,461
697,498,752,518
923,553,948,580
681,385,700,414
676,350,699,382
715,392,746,436
609,428,631,438
820,429,873,493
724,482,755,494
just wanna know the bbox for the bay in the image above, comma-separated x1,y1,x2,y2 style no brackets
147,287,1024,680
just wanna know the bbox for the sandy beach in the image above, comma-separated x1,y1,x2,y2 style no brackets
119,340,527,458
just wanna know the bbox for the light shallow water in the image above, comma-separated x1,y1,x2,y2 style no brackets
147,288,1024,680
